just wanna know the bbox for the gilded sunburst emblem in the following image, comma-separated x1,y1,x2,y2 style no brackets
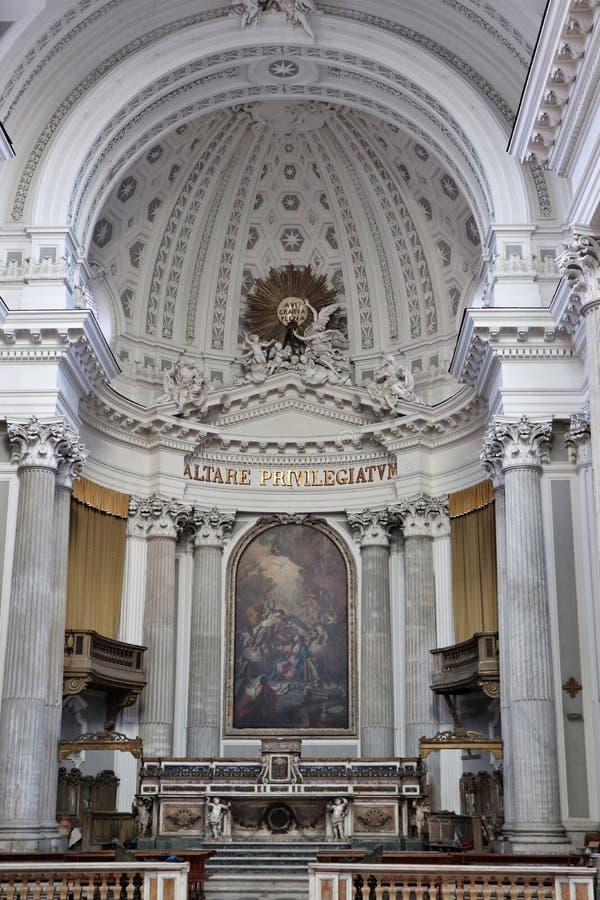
245,263,338,343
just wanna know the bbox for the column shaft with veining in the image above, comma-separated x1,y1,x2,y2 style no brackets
41,440,86,829
347,509,394,757
138,497,188,758
187,509,235,758
482,417,566,850
0,417,83,849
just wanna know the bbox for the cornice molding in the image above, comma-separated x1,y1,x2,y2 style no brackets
0,308,120,395
509,0,600,170
450,307,576,391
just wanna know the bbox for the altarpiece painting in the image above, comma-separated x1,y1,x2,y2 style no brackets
225,520,356,736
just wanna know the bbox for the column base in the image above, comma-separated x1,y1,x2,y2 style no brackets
502,822,572,853
0,822,65,851
360,726,394,758
186,725,220,758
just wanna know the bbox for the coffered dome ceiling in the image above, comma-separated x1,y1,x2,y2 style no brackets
0,0,556,409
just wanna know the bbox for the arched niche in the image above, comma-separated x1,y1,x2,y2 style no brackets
224,516,356,738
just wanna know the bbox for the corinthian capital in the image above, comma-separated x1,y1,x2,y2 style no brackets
557,233,600,311
8,415,86,474
132,495,191,540
56,434,87,489
480,427,505,489
393,495,448,538
192,507,236,548
347,508,392,547
483,416,551,471
565,407,591,466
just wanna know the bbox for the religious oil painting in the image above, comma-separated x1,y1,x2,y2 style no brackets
226,521,356,736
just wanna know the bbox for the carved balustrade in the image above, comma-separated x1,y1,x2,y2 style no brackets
309,863,595,900
430,631,499,698
0,862,189,900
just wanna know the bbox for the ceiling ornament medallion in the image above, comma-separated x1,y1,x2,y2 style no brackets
241,264,351,386
245,263,337,342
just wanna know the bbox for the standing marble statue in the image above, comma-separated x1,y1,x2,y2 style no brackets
133,795,152,838
207,797,231,839
412,798,430,839
327,797,349,840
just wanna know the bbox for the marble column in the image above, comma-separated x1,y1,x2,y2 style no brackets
174,535,194,757
138,496,189,758
565,410,600,821
482,416,567,849
114,498,150,811
347,509,395,758
187,509,235,758
0,417,83,849
396,495,446,801
480,432,514,828
41,436,87,830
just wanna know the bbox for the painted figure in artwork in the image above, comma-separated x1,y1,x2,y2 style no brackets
231,524,350,732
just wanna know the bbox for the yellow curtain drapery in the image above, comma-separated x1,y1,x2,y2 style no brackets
66,479,129,639
449,480,498,643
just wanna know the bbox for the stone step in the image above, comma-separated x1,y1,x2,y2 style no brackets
204,872,309,900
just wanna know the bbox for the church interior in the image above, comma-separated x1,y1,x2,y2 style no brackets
1,0,600,897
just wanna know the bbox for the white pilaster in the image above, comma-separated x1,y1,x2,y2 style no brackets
432,520,461,813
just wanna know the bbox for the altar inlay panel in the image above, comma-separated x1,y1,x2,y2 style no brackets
226,521,356,736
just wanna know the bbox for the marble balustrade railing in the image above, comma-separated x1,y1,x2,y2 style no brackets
308,864,595,900
0,862,189,900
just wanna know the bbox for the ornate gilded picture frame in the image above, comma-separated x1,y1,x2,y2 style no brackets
224,515,356,737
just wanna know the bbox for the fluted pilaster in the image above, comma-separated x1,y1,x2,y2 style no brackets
565,409,600,820
0,417,84,849
558,235,600,575
432,514,461,812
114,498,151,811
187,509,235,757
347,508,394,757
480,430,513,825
138,496,189,757
483,416,567,849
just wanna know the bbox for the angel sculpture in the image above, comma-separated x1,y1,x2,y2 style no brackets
293,301,349,378
231,0,261,29
277,0,317,39
242,332,271,383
